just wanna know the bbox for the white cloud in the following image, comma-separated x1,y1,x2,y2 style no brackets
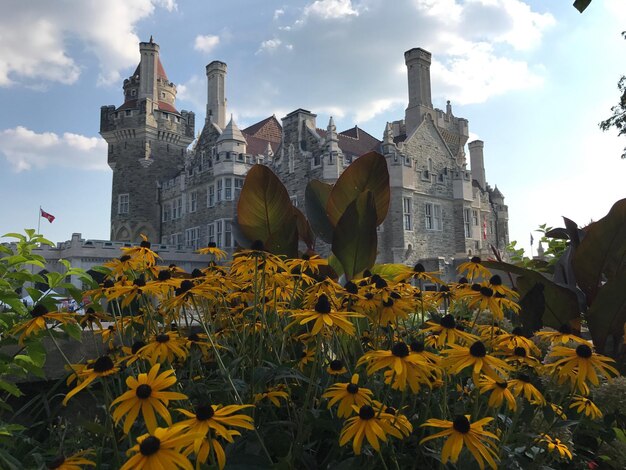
256,38,284,54
194,35,220,53
0,127,108,172
0,0,176,87
304,0,359,19
274,9,285,20
176,75,206,113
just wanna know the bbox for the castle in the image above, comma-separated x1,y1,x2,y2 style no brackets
100,39,509,272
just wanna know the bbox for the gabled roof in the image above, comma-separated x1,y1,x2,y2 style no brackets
242,115,282,143
132,57,169,81
244,134,279,156
338,126,381,156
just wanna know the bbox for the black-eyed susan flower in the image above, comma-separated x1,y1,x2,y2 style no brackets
322,374,373,418
461,286,510,320
62,355,119,405
357,342,431,392
538,434,573,460
547,344,619,393
11,304,77,345
442,341,510,383
375,294,412,325
421,314,479,348
111,363,188,434
535,324,589,345
394,263,443,284
503,347,542,369
120,425,201,470
457,257,491,281
46,450,96,469
287,294,364,336
547,402,567,420
176,403,254,441
138,332,188,364
286,253,327,276
254,385,290,407
420,415,499,469
77,308,112,330
508,374,546,405
327,359,348,376
120,235,160,267
103,254,137,276
197,242,227,261
493,327,540,356
339,404,410,455
569,395,603,420
478,376,517,412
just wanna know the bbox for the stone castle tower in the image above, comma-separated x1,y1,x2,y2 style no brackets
100,38,195,242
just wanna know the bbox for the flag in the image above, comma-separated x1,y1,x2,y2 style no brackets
482,218,487,240
530,233,534,246
40,208,55,223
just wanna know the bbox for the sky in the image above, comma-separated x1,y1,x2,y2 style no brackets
0,0,624,257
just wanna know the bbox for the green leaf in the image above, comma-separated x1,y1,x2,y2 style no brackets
585,271,626,353
573,0,592,13
572,198,626,305
370,263,408,281
62,322,82,342
326,151,390,227
304,180,334,243
332,191,378,281
26,342,46,367
293,206,315,250
264,212,299,258
0,379,22,397
237,164,294,250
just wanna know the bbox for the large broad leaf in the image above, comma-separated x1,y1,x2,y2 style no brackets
484,261,580,331
237,165,294,248
572,198,626,304
293,206,315,250
332,191,377,281
326,151,390,227
265,212,299,258
585,271,626,354
305,180,334,244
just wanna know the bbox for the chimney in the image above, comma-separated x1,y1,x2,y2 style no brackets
468,140,486,189
138,39,159,101
206,61,227,129
404,47,433,136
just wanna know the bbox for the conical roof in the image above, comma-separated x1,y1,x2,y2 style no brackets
217,116,247,143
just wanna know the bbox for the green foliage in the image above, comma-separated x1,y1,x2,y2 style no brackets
599,32,626,159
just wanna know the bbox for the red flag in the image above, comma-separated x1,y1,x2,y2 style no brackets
40,208,55,223
483,218,487,240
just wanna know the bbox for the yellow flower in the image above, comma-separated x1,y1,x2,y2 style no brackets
420,415,499,469
457,256,491,281
442,341,510,383
394,263,443,284
176,403,254,440
138,332,189,364
322,374,373,418
421,314,479,348
62,355,119,405
327,359,348,376
254,386,290,407
460,285,519,320
538,434,572,460
11,304,77,345
534,324,589,345
546,344,619,393
197,242,227,260
286,253,328,275
492,327,541,356
339,404,411,454
287,294,364,336
46,450,96,469
121,425,202,470
508,374,546,405
503,347,542,369
111,363,188,434
478,376,517,411
570,395,603,420
120,235,160,267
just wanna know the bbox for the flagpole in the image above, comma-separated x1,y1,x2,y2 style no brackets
37,206,41,235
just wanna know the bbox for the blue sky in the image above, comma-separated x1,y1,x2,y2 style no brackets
0,0,624,256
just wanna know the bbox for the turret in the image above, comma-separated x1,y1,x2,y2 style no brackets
216,116,246,155
138,37,159,101
468,140,486,189
206,61,227,129
404,47,433,135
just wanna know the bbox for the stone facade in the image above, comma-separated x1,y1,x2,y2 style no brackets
103,41,509,277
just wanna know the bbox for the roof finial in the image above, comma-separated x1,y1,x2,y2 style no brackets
149,35,154,43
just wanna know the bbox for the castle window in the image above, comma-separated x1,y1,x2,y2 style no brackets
118,194,129,214
225,178,232,200
171,233,183,250
176,116,180,123
290,195,298,208
225,220,232,248
163,113,169,120
234,178,244,199
404,156,411,167
313,154,321,167
162,202,170,222
207,185,215,207
207,224,215,244
403,197,412,231
425,203,442,231
464,208,471,238
216,220,223,247
189,191,197,213
131,89,137,97
172,197,183,219
238,153,244,162
161,92,166,99
472,210,479,226
217,179,223,202
125,110,132,117
185,227,200,250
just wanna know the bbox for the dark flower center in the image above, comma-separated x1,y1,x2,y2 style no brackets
374,277,388,289
302,253,311,260
177,280,194,295
120,255,131,262
383,298,394,307
344,281,358,295
191,269,203,278
471,283,482,292
410,341,425,352
439,285,450,293
158,270,171,281
359,405,375,420
139,436,160,456
188,333,200,342
470,256,481,264
47,455,65,469
93,355,115,373
391,292,401,299
136,384,152,399
346,383,359,394
558,323,573,334
513,347,527,357
496,381,508,389
315,295,332,314
251,240,265,251
576,344,593,359
458,277,468,284
391,342,409,358
386,406,397,415
511,326,524,336
517,373,531,383
365,293,374,300
480,287,494,297
195,405,215,420
452,415,471,433
489,275,502,286
103,279,114,288
156,334,170,343
208,242,217,248
140,240,151,249
131,341,146,354
440,314,456,329
413,263,425,273
329,359,343,371
469,341,487,358
133,276,146,287
30,304,48,317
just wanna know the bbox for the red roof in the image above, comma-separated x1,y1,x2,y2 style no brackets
242,116,282,143
132,57,169,81
244,133,279,156
116,99,179,114
315,125,381,156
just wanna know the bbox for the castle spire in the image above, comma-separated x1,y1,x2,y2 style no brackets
383,121,394,144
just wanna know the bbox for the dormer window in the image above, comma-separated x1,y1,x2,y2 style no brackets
125,110,131,117
131,89,137,97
